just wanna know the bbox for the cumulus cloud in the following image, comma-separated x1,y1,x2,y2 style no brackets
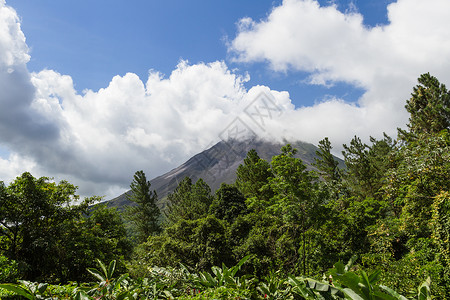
0,2,60,183
0,3,267,198
0,0,277,198
1,0,450,199
230,0,450,147
0,2,59,144
25,62,254,198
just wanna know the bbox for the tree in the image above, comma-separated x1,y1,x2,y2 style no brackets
403,73,450,137
126,170,161,243
235,149,273,208
268,144,319,275
135,215,231,273
342,134,395,201
54,204,132,282
165,177,213,224
431,191,450,289
313,137,344,203
363,75,450,298
0,172,93,281
209,183,247,223
313,137,341,183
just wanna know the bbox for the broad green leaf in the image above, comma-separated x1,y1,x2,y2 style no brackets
87,267,106,282
18,280,35,293
37,283,48,294
313,281,330,292
306,278,330,292
367,270,381,285
114,273,130,290
107,260,116,279
96,259,108,278
418,277,432,300
379,285,408,300
257,282,270,295
360,271,373,296
343,288,365,300
0,284,34,300
287,275,303,287
333,261,346,275
204,271,217,287
231,255,251,277
116,291,130,300
73,290,91,300
345,255,358,272
211,266,222,280
336,272,362,294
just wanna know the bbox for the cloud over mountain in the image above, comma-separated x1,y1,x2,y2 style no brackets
0,4,289,198
1,0,450,199
229,0,450,146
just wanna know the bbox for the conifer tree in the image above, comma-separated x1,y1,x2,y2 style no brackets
402,73,450,138
165,177,212,224
313,137,341,183
126,170,161,243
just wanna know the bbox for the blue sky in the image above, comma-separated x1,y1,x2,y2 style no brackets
9,0,394,106
1,0,449,199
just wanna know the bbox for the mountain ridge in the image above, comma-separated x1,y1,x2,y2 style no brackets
105,138,343,210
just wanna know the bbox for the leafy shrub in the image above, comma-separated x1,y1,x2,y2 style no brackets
0,255,19,283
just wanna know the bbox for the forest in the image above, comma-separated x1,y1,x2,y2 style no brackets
0,73,449,299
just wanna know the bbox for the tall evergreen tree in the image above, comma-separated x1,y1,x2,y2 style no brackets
268,144,319,275
165,177,212,224
342,134,395,201
209,183,247,223
401,73,450,138
235,149,273,211
126,170,161,243
313,137,341,183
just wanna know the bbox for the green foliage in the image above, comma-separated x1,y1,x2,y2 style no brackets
209,183,247,223
431,191,450,287
404,72,450,136
125,170,161,243
385,131,450,239
342,134,395,201
177,286,252,299
361,75,450,298
236,149,274,209
189,255,252,289
0,172,133,283
57,205,131,282
314,137,341,183
0,172,97,281
0,280,49,300
134,215,232,273
165,177,213,225
1,73,449,299
0,257,435,300
0,255,19,283
257,271,291,299
268,145,320,275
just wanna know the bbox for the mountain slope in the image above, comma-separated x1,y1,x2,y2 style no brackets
105,138,342,210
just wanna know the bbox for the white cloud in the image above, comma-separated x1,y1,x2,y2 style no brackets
0,4,257,198
0,0,255,197
26,61,254,198
2,0,450,199
230,0,450,85
0,153,37,183
0,1,29,68
229,0,450,150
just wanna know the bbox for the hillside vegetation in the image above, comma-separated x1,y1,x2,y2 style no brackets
0,73,449,299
